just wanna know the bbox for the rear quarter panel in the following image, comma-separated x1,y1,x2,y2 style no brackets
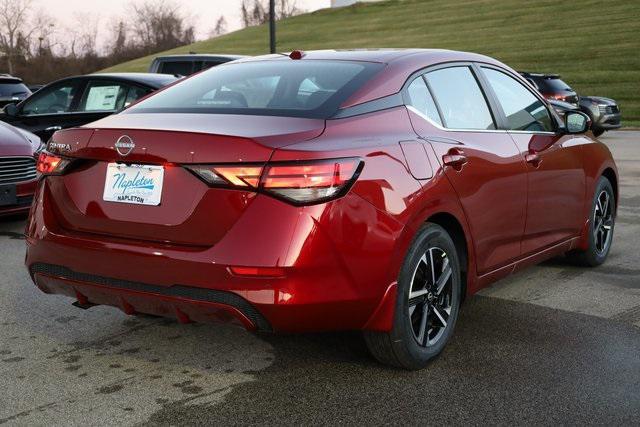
271,107,477,303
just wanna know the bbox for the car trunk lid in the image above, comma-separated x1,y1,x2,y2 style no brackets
47,114,325,246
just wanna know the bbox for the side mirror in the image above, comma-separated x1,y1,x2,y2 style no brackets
3,103,18,117
564,111,590,134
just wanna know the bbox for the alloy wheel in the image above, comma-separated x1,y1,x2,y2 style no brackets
594,190,614,255
407,247,453,347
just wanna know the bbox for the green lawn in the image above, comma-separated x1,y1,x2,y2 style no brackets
103,0,640,126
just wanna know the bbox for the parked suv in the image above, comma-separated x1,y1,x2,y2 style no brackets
0,75,31,108
522,72,621,137
520,72,579,105
148,54,247,76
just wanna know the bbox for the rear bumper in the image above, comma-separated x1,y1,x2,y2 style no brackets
25,182,403,333
30,263,270,330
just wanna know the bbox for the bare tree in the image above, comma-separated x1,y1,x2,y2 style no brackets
129,0,195,54
62,13,99,58
210,16,228,37
0,0,32,74
240,0,301,28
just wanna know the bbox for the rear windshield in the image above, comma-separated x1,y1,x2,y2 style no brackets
537,78,573,92
128,60,384,119
0,81,30,97
158,61,194,76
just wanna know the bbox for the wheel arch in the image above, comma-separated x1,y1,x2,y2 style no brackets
601,167,618,210
426,212,469,299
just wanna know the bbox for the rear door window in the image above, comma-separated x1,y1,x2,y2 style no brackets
425,66,495,130
77,81,130,112
124,86,152,108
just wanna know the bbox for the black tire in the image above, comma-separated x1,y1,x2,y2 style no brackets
567,176,615,266
592,128,605,137
364,223,461,370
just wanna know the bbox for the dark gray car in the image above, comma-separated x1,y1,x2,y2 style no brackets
0,73,178,141
148,54,247,76
579,96,621,136
0,75,31,108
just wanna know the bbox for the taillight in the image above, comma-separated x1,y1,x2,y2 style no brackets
36,152,72,176
262,159,361,204
185,158,362,205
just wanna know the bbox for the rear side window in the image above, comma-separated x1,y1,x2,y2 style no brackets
124,86,151,108
0,81,30,97
482,68,554,132
159,61,193,76
405,77,442,126
78,81,129,112
200,61,223,72
128,60,384,119
425,67,495,130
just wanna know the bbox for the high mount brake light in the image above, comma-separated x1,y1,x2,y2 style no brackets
36,152,72,175
184,158,362,205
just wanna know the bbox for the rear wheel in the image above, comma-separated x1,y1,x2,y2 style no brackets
568,176,615,266
592,128,605,137
364,223,461,370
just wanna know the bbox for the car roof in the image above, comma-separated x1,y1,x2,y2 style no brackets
233,49,507,108
87,72,179,88
0,75,24,84
153,54,247,61
519,71,561,79
233,48,498,64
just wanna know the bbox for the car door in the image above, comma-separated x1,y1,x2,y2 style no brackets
479,66,586,254
405,65,528,275
6,79,85,140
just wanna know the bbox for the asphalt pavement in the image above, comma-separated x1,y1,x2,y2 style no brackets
1,131,639,425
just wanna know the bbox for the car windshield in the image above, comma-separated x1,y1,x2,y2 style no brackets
127,60,384,119
539,78,573,92
0,81,30,97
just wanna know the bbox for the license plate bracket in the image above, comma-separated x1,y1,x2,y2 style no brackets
103,163,164,206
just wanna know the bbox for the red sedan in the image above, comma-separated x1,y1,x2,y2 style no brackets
26,50,617,369
0,122,39,216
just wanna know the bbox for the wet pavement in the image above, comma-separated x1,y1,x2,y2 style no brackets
1,131,639,425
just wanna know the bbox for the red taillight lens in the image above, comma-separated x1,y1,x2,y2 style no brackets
185,164,264,188
184,158,362,205
262,159,361,204
36,152,71,175
213,166,263,187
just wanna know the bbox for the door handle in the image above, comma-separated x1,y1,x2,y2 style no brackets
45,126,62,132
442,148,467,171
525,152,542,168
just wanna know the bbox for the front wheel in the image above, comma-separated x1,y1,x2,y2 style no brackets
568,176,615,266
592,128,605,137
364,223,461,370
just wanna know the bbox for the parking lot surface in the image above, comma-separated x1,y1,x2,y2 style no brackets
1,131,639,425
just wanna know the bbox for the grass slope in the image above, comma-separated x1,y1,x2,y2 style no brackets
103,0,640,125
